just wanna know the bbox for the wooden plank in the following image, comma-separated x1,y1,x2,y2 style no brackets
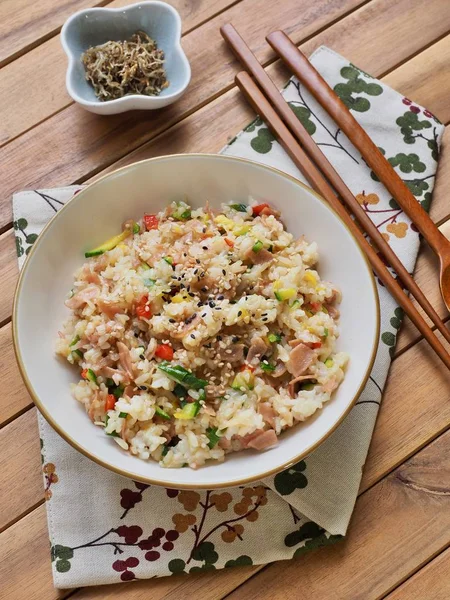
225,428,450,600
385,546,450,600
0,322,32,426
3,0,450,229
0,410,42,532
383,34,450,126
361,328,450,492
4,0,450,150
0,229,18,324
0,504,66,600
0,0,108,68
0,0,240,146
0,0,381,228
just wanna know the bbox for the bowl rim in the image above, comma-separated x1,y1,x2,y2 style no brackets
12,153,380,489
61,0,191,108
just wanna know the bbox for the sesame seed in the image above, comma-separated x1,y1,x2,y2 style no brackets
201,313,207,318
222,269,226,276
217,295,224,300
196,259,201,264
209,301,216,308
202,246,208,250
237,311,242,317
169,318,176,323
201,287,207,293
202,228,206,233
190,334,195,339
217,336,222,341
232,336,239,343
188,292,195,298
194,269,198,275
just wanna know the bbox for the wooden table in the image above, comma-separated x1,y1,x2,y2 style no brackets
1,1,450,598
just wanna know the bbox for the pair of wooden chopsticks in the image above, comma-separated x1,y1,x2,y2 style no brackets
220,24,450,370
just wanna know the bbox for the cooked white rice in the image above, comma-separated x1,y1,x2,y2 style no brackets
56,200,348,468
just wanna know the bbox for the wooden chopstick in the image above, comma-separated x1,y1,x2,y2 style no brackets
234,70,450,370
220,23,450,346
266,30,450,260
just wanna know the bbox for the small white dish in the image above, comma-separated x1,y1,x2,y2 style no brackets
13,155,379,489
61,1,191,114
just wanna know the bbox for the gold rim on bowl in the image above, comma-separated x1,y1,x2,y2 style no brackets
12,153,380,489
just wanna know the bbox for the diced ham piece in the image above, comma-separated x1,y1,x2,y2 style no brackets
322,377,338,394
81,265,101,285
117,342,135,380
259,402,276,428
286,343,316,377
325,304,340,319
288,375,316,398
216,343,245,364
124,385,135,398
246,248,273,265
246,429,278,450
219,437,232,450
246,336,269,364
97,299,124,319
65,285,99,309
272,362,287,378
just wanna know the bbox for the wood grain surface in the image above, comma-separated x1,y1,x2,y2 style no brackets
2,0,450,598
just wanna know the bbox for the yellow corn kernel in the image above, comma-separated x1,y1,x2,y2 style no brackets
171,294,187,303
234,224,251,236
215,215,234,230
304,271,317,284
172,224,183,234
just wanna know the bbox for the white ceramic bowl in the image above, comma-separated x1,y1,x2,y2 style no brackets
14,155,379,489
61,1,191,114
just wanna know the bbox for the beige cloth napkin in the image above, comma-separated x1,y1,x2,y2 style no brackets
12,46,444,587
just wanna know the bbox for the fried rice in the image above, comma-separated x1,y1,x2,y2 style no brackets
55,200,348,468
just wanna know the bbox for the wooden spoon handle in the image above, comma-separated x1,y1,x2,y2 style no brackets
266,30,449,258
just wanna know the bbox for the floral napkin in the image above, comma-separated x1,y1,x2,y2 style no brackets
13,46,444,588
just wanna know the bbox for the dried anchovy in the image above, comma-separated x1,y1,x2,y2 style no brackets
81,31,169,101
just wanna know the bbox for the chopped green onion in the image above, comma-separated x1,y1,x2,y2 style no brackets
323,328,329,338
158,361,207,390
300,382,315,391
113,385,124,400
261,361,275,373
143,278,156,288
252,240,264,253
290,299,301,310
322,305,329,314
206,427,221,448
118,412,128,418
163,256,173,265
85,368,97,384
69,335,80,347
161,445,170,457
71,349,83,360
325,358,334,368
173,383,187,399
198,388,206,402
230,203,248,212
174,402,201,419
104,415,120,437
155,406,171,420
132,222,140,234
106,378,115,389
140,262,151,271
268,333,282,343
179,209,191,220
